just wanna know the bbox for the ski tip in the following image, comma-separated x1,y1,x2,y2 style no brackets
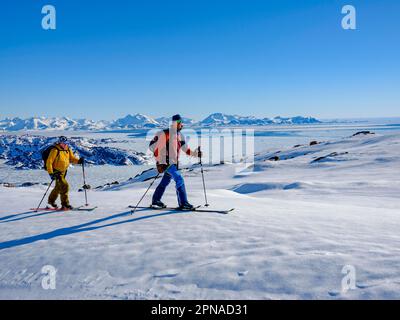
193,207,235,214
74,206,97,212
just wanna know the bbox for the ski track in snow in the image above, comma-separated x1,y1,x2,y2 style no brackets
0,133,400,299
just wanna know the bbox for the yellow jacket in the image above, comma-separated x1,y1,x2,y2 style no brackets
46,144,80,174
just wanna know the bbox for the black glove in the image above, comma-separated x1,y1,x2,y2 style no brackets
50,172,61,180
82,184,91,190
197,147,203,158
156,164,168,173
78,157,85,165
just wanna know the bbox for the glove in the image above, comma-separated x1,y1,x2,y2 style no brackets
78,157,85,164
82,184,91,190
156,164,168,173
50,172,61,180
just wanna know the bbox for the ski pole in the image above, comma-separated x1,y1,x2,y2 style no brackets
35,179,55,212
82,159,88,206
131,172,160,215
198,147,209,207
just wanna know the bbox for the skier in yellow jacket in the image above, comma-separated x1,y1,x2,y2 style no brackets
46,136,84,209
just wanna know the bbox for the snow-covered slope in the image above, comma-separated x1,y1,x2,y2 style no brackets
1,131,399,299
0,135,149,170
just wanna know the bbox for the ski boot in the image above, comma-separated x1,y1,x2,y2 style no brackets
178,203,195,211
47,202,58,209
61,204,73,211
151,200,166,209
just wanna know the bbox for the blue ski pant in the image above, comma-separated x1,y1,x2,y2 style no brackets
152,165,189,206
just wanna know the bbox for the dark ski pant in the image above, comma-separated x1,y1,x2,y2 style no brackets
48,171,70,206
152,165,189,206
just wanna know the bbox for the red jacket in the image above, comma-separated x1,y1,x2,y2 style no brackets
149,128,196,165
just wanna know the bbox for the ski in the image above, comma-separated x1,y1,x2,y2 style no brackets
30,206,97,212
129,205,200,214
129,205,233,214
30,207,71,212
192,208,234,214
30,207,59,212
73,206,97,212
129,205,200,211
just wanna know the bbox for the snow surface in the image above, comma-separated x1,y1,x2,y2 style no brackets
0,132,400,299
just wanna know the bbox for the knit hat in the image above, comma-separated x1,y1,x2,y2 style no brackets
58,136,68,143
172,114,182,122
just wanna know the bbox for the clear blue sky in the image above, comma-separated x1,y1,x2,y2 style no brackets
0,0,399,120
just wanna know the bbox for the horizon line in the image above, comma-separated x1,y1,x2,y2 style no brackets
1,114,400,122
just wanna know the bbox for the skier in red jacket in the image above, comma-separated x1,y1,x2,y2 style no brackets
149,114,201,209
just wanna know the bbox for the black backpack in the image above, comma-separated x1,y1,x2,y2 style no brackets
41,145,60,170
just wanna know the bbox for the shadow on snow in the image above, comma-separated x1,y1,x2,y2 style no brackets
0,210,62,224
0,209,189,251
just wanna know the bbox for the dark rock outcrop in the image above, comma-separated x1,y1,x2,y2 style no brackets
353,131,375,136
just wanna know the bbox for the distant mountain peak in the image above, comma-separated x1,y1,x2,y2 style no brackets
113,113,159,128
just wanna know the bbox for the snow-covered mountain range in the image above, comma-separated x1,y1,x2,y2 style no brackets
0,135,149,170
0,117,109,132
0,113,321,131
200,113,320,126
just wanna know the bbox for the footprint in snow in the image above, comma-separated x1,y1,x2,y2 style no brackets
356,283,375,289
328,291,341,297
328,282,372,297
153,272,179,279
